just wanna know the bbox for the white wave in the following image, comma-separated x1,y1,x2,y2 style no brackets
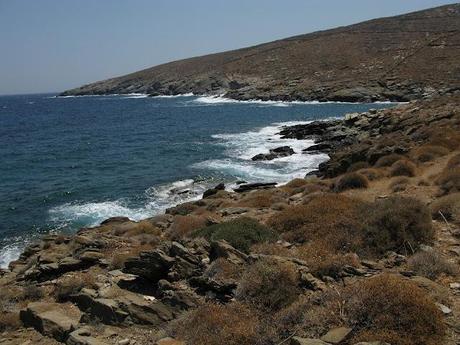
153,93,194,98
0,242,22,269
192,95,403,106
194,120,329,184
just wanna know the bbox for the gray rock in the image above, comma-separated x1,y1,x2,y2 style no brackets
20,302,81,342
320,327,352,344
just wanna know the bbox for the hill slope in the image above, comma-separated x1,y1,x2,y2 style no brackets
62,4,460,102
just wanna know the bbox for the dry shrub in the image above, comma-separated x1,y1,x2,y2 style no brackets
408,250,457,279
22,284,44,301
294,241,359,279
302,183,328,195
284,178,309,189
436,168,460,195
365,196,434,256
194,217,277,253
412,145,450,162
0,312,20,332
374,154,405,167
268,194,367,248
236,258,300,312
168,214,211,240
347,161,370,172
238,190,277,208
447,153,460,169
389,159,417,177
428,127,460,150
55,272,98,302
172,302,261,345
123,220,162,237
357,168,385,181
274,292,342,340
251,242,292,257
346,274,445,345
431,192,460,224
334,172,369,192
389,176,410,192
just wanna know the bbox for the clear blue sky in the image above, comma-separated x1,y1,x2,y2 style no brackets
0,0,458,95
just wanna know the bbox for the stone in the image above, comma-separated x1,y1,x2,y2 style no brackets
118,339,130,345
233,182,277,193
252,146,295,161
300,272,326,291
210,240,247,264
67,327,108,345
291,337,329,345
124,249,175,282
218,207,249,216
20,302,81,342
436,303,452,314
157,337,186,345
354,342,391,345
320,327,352,344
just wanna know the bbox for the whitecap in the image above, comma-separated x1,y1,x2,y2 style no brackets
0,242,23,269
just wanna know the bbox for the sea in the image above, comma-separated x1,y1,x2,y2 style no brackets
0,93,395,267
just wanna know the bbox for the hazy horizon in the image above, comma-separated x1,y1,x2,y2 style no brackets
0,0,458,95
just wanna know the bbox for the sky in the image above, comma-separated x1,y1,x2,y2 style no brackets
0,0,458,95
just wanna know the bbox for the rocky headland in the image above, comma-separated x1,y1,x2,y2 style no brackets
61,4,460,103
1,91,459,345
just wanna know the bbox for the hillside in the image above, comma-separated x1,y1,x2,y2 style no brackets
62,4,460,102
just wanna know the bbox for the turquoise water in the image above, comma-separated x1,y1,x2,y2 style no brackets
0,93,393,266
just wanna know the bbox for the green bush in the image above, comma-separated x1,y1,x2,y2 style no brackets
193,217,277,253
365,196,434,256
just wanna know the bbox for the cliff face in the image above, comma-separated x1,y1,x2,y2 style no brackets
62,4,460,101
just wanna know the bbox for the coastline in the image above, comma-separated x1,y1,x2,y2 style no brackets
1,92,459,344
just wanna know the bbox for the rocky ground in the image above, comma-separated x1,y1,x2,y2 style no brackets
61,4,460,103
1,92,460,345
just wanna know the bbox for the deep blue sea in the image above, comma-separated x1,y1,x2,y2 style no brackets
0,93,393,266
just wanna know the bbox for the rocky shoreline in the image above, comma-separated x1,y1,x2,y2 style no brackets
0,92,459,345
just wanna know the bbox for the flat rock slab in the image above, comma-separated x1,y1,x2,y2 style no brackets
20,302,82,342
67,326,109,345
320,327,352,344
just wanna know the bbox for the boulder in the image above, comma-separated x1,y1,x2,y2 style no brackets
320,327,352,344
252,146,295,161
67,327,108,345
20,302,81,342
123,249,175,282
234,182,277,193
210,241,248,265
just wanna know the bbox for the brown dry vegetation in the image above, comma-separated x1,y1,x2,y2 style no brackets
412,145,450,162
334,172,369,192
345,274,445,345
172,302,261,345
374,154,405,167
431,192,460,224
236,258,300,312
389,159,417,177
436,167,460,195
408,250,458,279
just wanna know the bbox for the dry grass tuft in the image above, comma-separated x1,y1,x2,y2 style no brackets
334,172,369,192
412,145,450,162
357,168,385,181
431,192,460,224
389,159,417,177
364,196,434,256
236,258,300,312
347,161,370,172
168,214,212,240
389,176,411,192
408,250,457,279
346,274,445,345
172,302,261,345
267,194,367,248
374,154,405,167
447,153,460,169
0,312,21,332
436,168,460,195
